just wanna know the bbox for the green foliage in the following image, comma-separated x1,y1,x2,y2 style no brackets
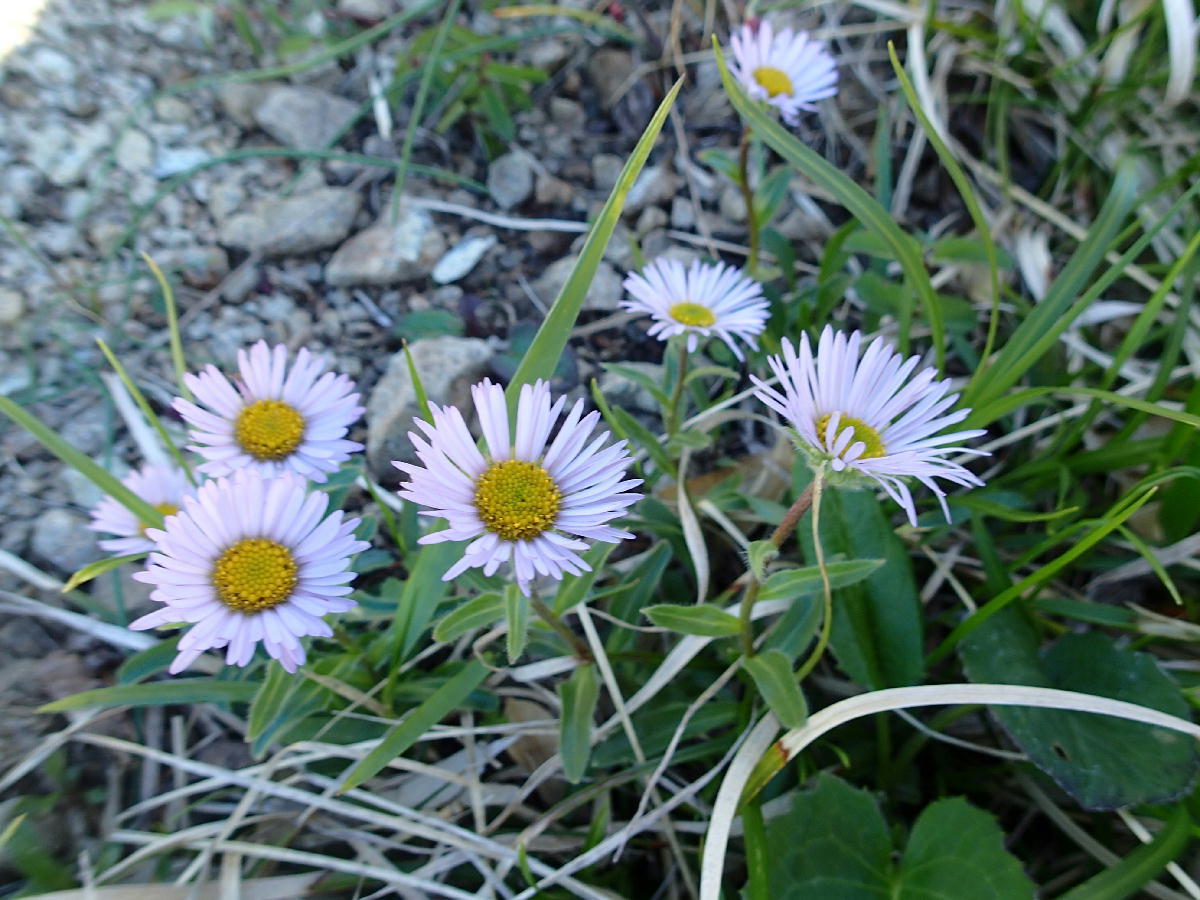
559,663,599,783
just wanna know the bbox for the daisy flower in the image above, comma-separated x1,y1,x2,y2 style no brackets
175,340,363,483
752,327,988,525
728,20,838,125
130,469,369,674
621,257,769,361
396,379,642,595
88,464,195,556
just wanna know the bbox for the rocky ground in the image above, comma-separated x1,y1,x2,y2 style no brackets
0,0,861,788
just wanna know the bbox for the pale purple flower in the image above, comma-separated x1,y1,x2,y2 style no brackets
88,464,195,556
621,257,769,361
728,20,838,125
175,340,363,483
131,469,369,674
752,327,988,524
396,379,642,595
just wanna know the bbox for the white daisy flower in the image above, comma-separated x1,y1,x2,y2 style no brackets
728,20,838,126
752,327,988,525
396,379,642,595
88,464,195,556
621,257,769,361
174,340,364,484
130,469,369,674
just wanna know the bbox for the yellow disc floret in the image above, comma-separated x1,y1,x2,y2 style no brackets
234,399,305,461
138,502,180,536
212,538,298,613
669,302,717,328
753,66,794,99
815,412,887,460
474,460,562,542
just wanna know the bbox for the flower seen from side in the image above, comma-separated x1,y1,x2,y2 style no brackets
396,379,642,595
130,469,368,674
621,257,769,361
752,327,988,524
728,20,838,125
175,341,363,483
88,463,195,556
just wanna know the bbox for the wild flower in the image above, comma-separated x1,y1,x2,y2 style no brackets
87,463,194,556
728,20,838,125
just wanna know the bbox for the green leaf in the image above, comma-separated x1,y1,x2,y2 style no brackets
40,680,257,712
758,558,884,604
504,583,529,663
697,148,740,181
116,639,181,683
644,603,742,637
341,659,488,791
432,592,505,643
559,663,599,783
62,553,146,593
798,487,923,688
0,396,163,527
684,365,740,385
247,662,295,745
507,77,683,409
665,428,713,453
960,608,1200,809
715,42,943,366
597,396,674,475
743,650,807,728
140,252,190,400
763,774,1034,899
601,362,670,408
1058,804,1191,900
746,540,778,583
387,541,463,662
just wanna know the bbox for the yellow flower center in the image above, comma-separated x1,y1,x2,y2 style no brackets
138,502,180,536
234,399,305,461
815,412,887,460
212,538,298,613
669,302,716,328
753,66,794,98
473,460,562,542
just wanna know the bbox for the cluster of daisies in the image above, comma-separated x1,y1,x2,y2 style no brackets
87,19,986,676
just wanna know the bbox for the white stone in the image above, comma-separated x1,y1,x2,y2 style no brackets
432,234,497,284
115,129,154,174
487,151,534,210
325,203,446,285
535,255,624,312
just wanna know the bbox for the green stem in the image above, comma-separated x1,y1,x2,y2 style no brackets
794,471,830,681
665,340,690,438
737,127,761,275
530,595,592,662
739,482,816,658
742,798,771,900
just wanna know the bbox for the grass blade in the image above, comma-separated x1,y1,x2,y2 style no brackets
140,252,190,401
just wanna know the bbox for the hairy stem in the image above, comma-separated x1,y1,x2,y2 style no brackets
665,341,690,438
794,471,830,681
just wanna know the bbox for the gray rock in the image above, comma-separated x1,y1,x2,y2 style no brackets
623,165,677,216
536,255,624,312
366,336,493,477
220,188,361,256
432,234,497,284
158,245,230,289
253,85,360,151
22,46,76,86
24,120,111,187
0,290,24,326
154,146,210,179
719,184,747,223
671,196,696,230
636,206,668,234
527,37,570,70
549,97,585,131
587,47,634,109
487,151,534,210
338,0,395,18
31,509,102,575
599,361,664,414
153,95,192,123
325,202,446,285
535,172,573,206
591,154,623,192
114,129,154,174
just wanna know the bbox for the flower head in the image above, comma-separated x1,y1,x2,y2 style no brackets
752,327,988,524
728,21,838,125
130,469,369,674
175,341,363,483
621,257,769,361
396,379,642,595
88,464,195,556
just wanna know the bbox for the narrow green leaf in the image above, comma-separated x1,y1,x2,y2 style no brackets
140,252,190,400
666,428,714,453
758,559,884,604
403,340,433,424
603,403,673,475
685,365,740,385
601,362,670,408
388,542,463,662
507,78,683,408
247,662,295,743
645,603,742,637
433,592,506,643
743,649,807,729
40,680,257,712
746,540,777,584
0,395,163,527
62,553,145,593
341,659,488,791
971,385,1200,431
714,42,943,367
559,663,599,783
505,583,529,662
551,541,614,615
117,638,182,684
1058,805,1190,899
